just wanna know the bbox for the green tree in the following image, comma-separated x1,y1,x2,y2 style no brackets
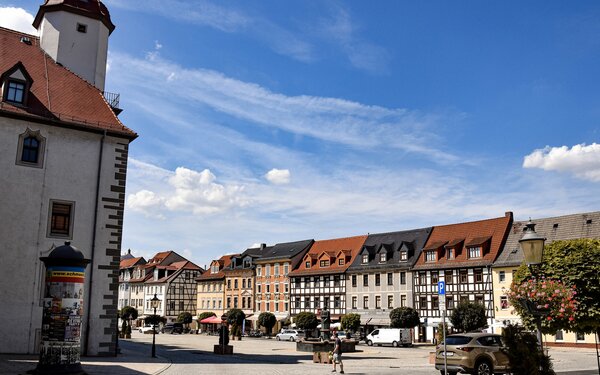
120,306,138,334
145,314,166,326
258,312,277,336
226,309,246,338
177,311,193,331
341,313,361,335
513,239,600,335
502,324,555,375
449,301,487,333
389,307,420,328
295,311,318,338
198,311,217,322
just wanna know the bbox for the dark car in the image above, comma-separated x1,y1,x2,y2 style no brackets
434,333,510,375
161,323,184,334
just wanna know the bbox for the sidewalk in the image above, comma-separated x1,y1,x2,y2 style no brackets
0,343,170,375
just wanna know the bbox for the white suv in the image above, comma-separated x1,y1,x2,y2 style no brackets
276,329,303,341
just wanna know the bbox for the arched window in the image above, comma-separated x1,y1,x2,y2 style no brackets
21,136,39,163
16,129,45,168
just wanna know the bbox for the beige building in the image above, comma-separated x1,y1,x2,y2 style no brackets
196,254,236,319
492,211,600,346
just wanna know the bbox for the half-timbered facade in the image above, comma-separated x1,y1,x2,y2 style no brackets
289,235,367,321
346,228,432,328
196,254,236,318
254,239,313,331
493,211,600,345
412,212,512,342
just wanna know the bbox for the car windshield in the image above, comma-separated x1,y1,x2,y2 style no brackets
444,336,472,345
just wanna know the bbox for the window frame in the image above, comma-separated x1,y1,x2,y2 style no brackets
16,129,46,168
47,200,75,239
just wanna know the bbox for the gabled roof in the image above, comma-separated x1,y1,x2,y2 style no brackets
119,256,145,270
146,260,202,284
289,235,367,276
494,211,600,268
0,27,136,139
198,254,238,281
256,239,314,262
347,227,432,272
413,212,512,270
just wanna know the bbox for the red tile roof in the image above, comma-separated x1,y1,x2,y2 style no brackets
119,256,145,269
0,27,136,139
197,254,237,281
289,235,367,276
413,212,513,270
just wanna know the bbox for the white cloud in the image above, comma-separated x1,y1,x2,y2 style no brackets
523,143,600,181
265,169,291,185
126,162,248,216
0,7,38,35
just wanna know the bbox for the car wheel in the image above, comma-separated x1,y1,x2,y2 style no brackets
289,337,295,342
475,360,493,375
276,336,280,341
392,341,399,348
367,340,373,346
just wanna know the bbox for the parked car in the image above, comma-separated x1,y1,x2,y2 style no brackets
434,333,510,375
276,329,304,342
161,322,184,334
139,325,158,334
366,328,413,347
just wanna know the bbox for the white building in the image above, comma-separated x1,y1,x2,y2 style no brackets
118,251,146,311
0,0,137,355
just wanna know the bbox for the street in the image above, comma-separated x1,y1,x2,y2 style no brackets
125,331,599,375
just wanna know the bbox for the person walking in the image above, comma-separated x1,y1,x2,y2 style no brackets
331,331,344,374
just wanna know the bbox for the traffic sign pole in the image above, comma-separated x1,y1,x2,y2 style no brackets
438,281,447,375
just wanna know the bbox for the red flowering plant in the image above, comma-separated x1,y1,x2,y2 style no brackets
508,276,577,333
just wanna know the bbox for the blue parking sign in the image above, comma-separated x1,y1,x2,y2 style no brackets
438,281,446,295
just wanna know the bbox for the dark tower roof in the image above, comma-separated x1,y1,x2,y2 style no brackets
33,0,115,34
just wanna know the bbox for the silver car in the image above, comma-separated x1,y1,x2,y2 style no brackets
276,329,304,341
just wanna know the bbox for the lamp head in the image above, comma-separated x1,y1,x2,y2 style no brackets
518,219,546,266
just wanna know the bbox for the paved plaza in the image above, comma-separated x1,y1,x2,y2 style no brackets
1,331,598,374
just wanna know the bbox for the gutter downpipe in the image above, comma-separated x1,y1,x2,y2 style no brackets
84,129,106,355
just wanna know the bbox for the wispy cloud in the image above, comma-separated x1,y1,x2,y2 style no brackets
109,51,459,164
265,169,291,185
0,7,37,35
523,143,600,182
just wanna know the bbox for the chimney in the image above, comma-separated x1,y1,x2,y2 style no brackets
260,243,266,250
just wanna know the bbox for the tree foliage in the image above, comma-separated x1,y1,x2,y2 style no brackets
502,324,555,375
177,311,193,324
295,311,318,330
258,312,277,335
449,301,487,333
226,309,245,337
513,239,600,334
120,306,138,321
145,314,166,326
341,313,361,333
197,311,217,322
389,307,420,328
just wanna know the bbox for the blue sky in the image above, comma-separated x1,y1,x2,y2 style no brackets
2,1,600,268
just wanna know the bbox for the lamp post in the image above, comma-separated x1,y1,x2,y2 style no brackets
519,219,546,352
150,294,160,358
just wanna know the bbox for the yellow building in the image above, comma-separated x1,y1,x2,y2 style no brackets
492,212,600,347
196,254,235,323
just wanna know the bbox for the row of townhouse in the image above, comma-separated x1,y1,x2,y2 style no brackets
118,251,203,323
122,210,599,346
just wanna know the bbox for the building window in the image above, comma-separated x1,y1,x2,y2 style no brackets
555,330,564,341
352,296,357,309
576,332,585,341
363,274,369,287
400,272,406,285
234,279,238,289
266,284,270,293
351,275,357,287
468,246,482,258
362,254,368,264
338,258,344,265
446,296,454,309
6,80,25,103
400,251,407,261
265,265,270,277
284,264,289,275
333,275,340,287
334,296,341,308
431,271,439,284
17,129,46,168
234,297,238,308
274,264,280,276
375,295,381,309
179,301,184,310
320,260,329,267
500,296,508,310
425,251,436,262
257,266,262,276
76,23,88,33
474,269,483,283
48,200,74,238
447,247,454,259
387,273,393,286
387,295,393,309
432,296,439,309
459,270,468,283
305,261,310,268
418,272,426,285
475,295,484,305
363,296,369,309
445,270,453,284
419,296,427,310
379,253,386,262
242,279,246,289
257,284,262,293
499,271,506,282
375,274,381,286
401,295,406,307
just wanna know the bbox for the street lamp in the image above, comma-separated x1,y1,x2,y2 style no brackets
150,294,160,358
518,219,547,352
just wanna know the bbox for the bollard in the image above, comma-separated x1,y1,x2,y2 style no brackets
30,241,90,375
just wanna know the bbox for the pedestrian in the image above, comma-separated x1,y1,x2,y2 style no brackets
331,331,344,374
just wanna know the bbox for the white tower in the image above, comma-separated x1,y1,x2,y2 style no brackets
33,0,115,92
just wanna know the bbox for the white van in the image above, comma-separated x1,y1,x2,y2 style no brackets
366,328,413,347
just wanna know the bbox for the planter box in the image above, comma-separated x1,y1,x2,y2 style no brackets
214,344,234,355
312,352,332,364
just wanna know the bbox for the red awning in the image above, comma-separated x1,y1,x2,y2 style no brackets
200,316,223,324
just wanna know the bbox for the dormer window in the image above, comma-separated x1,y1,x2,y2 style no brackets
338,258,344,266
400,251,407,261
2,62,33,106
305,261,310,268
447,248,455,259
362,254,368,264
425,251,436,262
320,260,329,267
379,253,387,262
468,246,482,259
6,81,25,103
